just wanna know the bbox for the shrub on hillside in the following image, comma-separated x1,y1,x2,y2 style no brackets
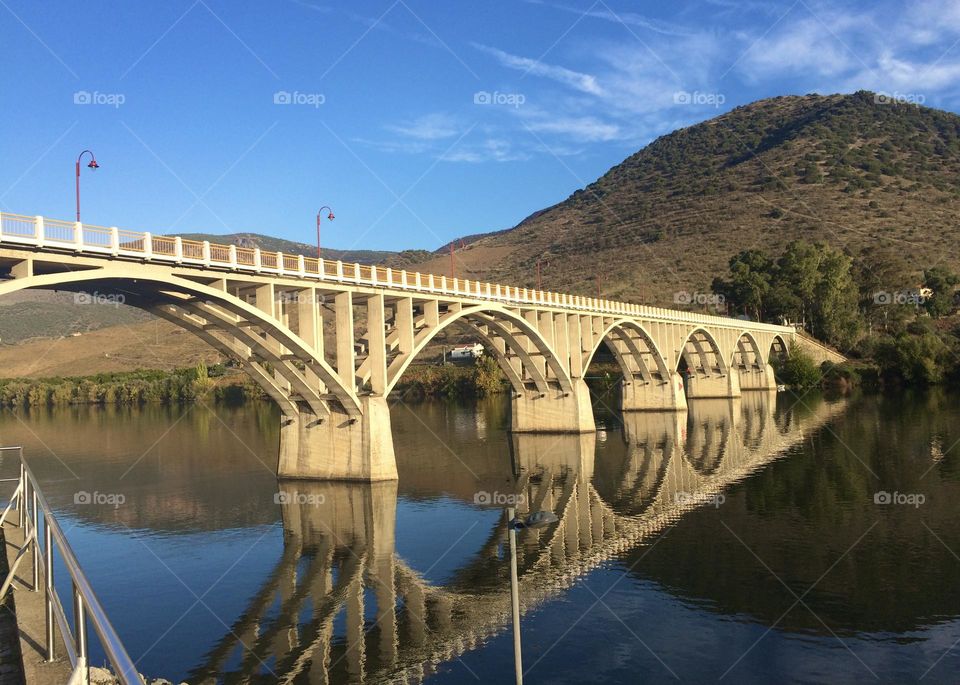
778,344,822,389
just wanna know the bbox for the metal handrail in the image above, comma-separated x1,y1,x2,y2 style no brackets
0,447,138,684
0,211,796,335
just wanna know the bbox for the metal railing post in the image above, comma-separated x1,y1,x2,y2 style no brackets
74,583,88,682
31,485,38,591
44,516,54,660
17,463,23,529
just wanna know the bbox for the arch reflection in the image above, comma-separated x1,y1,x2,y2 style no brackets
189,394,847,683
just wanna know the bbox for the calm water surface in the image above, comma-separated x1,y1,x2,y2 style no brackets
0,390,959,684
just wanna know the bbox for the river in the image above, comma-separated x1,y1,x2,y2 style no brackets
0,390,958,684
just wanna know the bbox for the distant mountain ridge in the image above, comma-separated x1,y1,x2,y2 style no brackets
172,232,432,267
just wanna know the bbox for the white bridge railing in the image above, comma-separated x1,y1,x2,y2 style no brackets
0,212,792,334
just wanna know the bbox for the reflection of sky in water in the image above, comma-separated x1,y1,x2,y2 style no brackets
396,496,501,585
48,519,285,679
424,561,960,685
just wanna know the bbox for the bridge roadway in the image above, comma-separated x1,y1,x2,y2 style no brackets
181,393,848,683
0,212,805,481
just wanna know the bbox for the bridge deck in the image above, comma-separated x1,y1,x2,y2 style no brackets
0,211,791,334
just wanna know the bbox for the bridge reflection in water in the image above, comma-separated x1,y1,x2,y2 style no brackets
188,392,846,683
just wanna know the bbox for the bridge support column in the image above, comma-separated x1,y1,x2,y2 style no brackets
684,371,741,399
621,372,687,411
738,363,777,390
511,379,595,434
278,395,397,481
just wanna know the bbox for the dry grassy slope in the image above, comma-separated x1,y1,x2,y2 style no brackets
410,91,960,305
0,319,219,378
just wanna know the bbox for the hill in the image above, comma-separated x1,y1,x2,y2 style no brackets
172,232,431,268
0,291,151,345
411,91,960,305
0,319,218,378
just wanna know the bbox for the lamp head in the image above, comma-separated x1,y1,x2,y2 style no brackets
327,211,335,221
509,510,559,530
87,159,99,170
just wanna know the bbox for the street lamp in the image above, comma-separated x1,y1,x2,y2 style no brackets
536,259,549,291
75,150,99,222
316,206,334,260
507,508,559,685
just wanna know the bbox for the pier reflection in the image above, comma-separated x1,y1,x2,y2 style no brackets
188,391,845,683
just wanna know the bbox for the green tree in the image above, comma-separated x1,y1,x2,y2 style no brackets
874,321,955,385
770,241,822,324
712,250,774,320
854,248,917,333
922,267,959,319
812,246,861,349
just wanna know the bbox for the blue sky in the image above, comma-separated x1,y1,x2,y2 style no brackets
2,0,960,252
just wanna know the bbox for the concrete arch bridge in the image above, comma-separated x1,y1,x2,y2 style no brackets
0,213,819,480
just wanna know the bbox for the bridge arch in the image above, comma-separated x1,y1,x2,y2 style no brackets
732,331,765,371
676,327,728,377
383,303,574,396
769,334,789,365
587,319,671,383
0,267,361,418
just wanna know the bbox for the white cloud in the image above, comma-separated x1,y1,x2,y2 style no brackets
903,0,960,44
442,138,530,163
523,0,696,37
525,115,621,142
472,43,604,95
737,15,862,80
386,113,460,140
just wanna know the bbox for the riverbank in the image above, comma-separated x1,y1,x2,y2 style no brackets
0,363,267,408
0,350,877,410
0,358,510,408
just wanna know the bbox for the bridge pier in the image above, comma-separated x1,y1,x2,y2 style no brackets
683,371,741,399
278,396,398,481
511,379,596,434
737,363,778,391
620,372,688,411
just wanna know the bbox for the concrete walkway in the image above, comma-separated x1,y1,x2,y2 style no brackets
2,521,71,684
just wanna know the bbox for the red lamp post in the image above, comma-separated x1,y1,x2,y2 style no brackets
316,206,334,260
536,259,549,291
75,150,99,222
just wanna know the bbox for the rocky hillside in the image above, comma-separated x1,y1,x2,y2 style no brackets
412,91,960,304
